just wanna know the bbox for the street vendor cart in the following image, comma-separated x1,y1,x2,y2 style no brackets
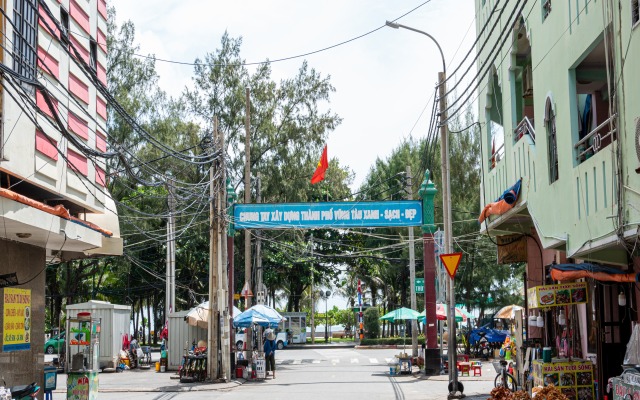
65,313,100,400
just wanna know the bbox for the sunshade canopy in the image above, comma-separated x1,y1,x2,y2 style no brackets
379,307,421,322
233,304,285,328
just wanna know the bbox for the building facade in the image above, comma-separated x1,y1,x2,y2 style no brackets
475,0,640,396
0,0,121,388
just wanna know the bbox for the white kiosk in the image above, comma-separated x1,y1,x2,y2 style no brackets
280,312,307,344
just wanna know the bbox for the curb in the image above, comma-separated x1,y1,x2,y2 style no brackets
52,379,245,393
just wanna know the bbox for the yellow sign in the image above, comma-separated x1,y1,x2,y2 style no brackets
532,360,594,399
527,282,588,309
233,293,241,300
440,252,463,279
3,288,31,352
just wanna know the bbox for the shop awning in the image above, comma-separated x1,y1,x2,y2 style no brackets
550,263,640,282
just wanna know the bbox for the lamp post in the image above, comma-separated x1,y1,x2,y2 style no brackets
386,21,460,397
320,290,331,342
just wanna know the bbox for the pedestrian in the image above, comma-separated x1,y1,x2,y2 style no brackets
263,328,277,379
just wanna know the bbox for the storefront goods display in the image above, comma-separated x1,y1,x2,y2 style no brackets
527,282,588,309
610,369,640,400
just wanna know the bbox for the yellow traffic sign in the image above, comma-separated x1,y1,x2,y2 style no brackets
233,293,241,300
440,252,463,279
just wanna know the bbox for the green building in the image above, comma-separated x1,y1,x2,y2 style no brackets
474,0,640,396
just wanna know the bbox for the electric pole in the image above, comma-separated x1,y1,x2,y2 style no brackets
407,166,418,357
208,117,219,380
243,88,253,361
218,123,229,381
166,179,176,320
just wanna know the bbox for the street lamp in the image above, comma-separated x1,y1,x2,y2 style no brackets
320,290,331,342
386,21,459,397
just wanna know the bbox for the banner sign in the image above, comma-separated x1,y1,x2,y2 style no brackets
234,201,422,229
3,288,32,352
527,282,588,309
532,360,594,399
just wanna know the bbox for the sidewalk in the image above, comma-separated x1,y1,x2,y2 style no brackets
53,369,244,393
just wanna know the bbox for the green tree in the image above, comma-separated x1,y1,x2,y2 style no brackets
364,307,381,339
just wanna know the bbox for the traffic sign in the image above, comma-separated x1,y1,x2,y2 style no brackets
233,293,241,300
439,252,463,279
415,278,424,294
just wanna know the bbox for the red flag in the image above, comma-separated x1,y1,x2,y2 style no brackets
311,145,329,184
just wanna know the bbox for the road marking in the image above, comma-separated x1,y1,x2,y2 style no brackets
331,358,340,365
370,358,379,364
350,358,359,364
292,360,301,364
312,360,320,364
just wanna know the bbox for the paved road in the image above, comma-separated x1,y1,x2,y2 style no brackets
50,347,498,400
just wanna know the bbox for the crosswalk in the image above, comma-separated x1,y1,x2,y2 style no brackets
276,357,396,366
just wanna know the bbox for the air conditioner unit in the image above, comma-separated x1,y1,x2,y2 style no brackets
523,65,533,97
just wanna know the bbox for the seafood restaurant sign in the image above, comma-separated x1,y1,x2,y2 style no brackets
234,201,422,230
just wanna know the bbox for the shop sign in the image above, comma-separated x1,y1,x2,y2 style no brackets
612,377,640,400
2,288,31,352
497,234,527,264
533,360,594,399
527,282,588,309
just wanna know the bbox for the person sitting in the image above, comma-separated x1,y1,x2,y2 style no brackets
263,329,277,379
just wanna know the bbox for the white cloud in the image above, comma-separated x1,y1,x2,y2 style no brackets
111,0,477,189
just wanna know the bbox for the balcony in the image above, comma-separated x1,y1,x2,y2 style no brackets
514,116,536,144
574,114,616,163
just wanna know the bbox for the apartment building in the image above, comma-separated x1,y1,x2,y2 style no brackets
475,0,640,396
0,0,121,386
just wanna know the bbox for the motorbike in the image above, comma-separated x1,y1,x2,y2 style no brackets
2,381,40,399
474,331,491,360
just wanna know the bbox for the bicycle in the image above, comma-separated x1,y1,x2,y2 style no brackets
493,359,518,392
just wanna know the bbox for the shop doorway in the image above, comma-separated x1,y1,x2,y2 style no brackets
595,282,635,397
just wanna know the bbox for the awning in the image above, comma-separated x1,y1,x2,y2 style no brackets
550,263,639,282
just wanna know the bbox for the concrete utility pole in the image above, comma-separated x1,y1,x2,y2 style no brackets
407,166,418,357
310,234,315,344
226,178,237,375
255,175,262,304
419,171,439,375
208,118,219,380
219,123,230,381
243,88,253,361
166,180,176,320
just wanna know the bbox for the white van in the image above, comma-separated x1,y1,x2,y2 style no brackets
235,331,289,350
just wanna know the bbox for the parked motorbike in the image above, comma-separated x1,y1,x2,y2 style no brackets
473,331,491,360
2,380,40,399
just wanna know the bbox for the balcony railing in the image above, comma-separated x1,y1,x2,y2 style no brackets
574,114,617,162
514,116,535,144
490,143,505,169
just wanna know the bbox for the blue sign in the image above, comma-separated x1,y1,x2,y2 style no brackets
233,200,422,230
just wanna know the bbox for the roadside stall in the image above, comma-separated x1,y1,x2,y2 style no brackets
66,313,100,400
608,324,640,399
233,305,285,380
527,281,595,399
280,312,307,344
67,300,131,369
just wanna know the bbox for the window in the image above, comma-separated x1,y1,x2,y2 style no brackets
633,0,639,27
542,0,552,21
545,97,559,183
89,39,97,71
13,0,37,80
67,149,88,176
60,7,70,43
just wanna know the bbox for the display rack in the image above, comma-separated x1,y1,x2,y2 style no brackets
65,315,100,400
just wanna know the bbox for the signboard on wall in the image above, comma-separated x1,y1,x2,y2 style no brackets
497,234,527,264
527,282,588,309
2,288,32,352
234,201,422,230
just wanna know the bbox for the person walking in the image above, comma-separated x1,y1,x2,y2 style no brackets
264,329,277,379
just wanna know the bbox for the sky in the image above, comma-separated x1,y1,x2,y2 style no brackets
111,0,478,191
111,1,478,312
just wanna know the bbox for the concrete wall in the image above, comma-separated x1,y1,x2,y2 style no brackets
0,239,45,396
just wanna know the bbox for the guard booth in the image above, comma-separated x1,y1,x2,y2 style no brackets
279,312,306,344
